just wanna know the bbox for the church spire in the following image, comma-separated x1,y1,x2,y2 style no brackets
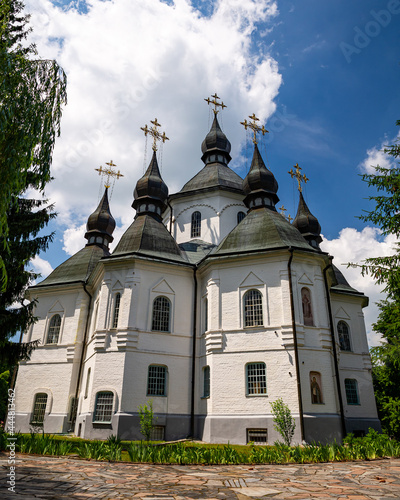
85,187,116,249
133,120,169,221
241,113,279,211
201,94,231,165
291,165,322,249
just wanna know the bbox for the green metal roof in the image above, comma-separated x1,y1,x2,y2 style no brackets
112,214,188,263
175,163,244,195
215,206,318,255
34,245,108,287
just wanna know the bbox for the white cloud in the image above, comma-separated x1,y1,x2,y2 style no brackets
63,223,87,255
321,227,397,348
30,256,54,281
358,133,400,174
24,0,281,234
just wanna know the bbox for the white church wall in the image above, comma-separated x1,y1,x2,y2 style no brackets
170,190,245,245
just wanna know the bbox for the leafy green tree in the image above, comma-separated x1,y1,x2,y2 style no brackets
356,120,400,439
138,400,157,441
270,398,296,446
0,0,67,289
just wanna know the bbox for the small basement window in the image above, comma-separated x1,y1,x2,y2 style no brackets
150,425,165,441
247,429,268,445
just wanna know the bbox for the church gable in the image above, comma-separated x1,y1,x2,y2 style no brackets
152,278,175,296
239,271,264,288
49,300,64,314
298,273,313,286
334,306,351,320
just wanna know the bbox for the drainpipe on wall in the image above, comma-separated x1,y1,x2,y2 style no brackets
322,258,347,439
70,282,92,431
287,248,305,442
190,266,197,438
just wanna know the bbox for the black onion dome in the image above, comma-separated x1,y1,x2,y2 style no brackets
292,191,322,249
85,187,115,248
132,150,168,219
201,114,231,164
243,143,279,209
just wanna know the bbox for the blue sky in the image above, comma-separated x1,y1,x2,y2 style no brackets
24,0,400,345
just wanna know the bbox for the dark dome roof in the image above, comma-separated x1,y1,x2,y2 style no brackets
201,115,231,155
292,192,322,247
243,144,279,208
133,151,168,207
85,188,116,237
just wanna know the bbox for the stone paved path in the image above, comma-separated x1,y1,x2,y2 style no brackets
1,453,400,499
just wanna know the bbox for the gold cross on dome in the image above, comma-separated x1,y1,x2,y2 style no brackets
240,113,268,144
95,160,124,188
279,205,287,216
141,118,169,152
287,214,293,223
288,163,309,192
204,93,227,115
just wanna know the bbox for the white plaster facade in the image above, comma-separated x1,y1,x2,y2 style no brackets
13,116,380,444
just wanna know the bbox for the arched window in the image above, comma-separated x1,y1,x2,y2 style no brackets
203,366,210,398
246,363,267,395
112,293,121,328
147,365,167,396
152,296,171,332
301,288,314,326
47,314,61,344
338,321,351,351
244,289,263,327
345,378,360,405
85,368,91,399
310,371,323,404
31,393,48,425
191,211,201,238
237,211,246,224
93,391,114,423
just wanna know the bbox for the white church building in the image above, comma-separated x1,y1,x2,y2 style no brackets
13,106,380,444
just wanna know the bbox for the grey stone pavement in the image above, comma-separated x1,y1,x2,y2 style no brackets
1,453,400,499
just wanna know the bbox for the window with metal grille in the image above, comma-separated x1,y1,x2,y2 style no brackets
191,211,201,238
345,379,360,405
150,425,165,441
31,393,48,425
203,366,210,398
47,314,61,344
112,293,121,328
338,321,351,351
246,363,267,395
152,296,170,332
93,391,114,422
244,289,263,327
247,429,268,444
237,211,246,224
147,365,167,396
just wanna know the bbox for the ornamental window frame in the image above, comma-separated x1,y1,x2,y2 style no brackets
246,362,267,396
111,292,121,329
338,320,352,352
147,365,168,397
151,296,171,333
243,289,264,327
46,314,62,344
93,391,115,423
31,392,50,425
191,211,201,238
